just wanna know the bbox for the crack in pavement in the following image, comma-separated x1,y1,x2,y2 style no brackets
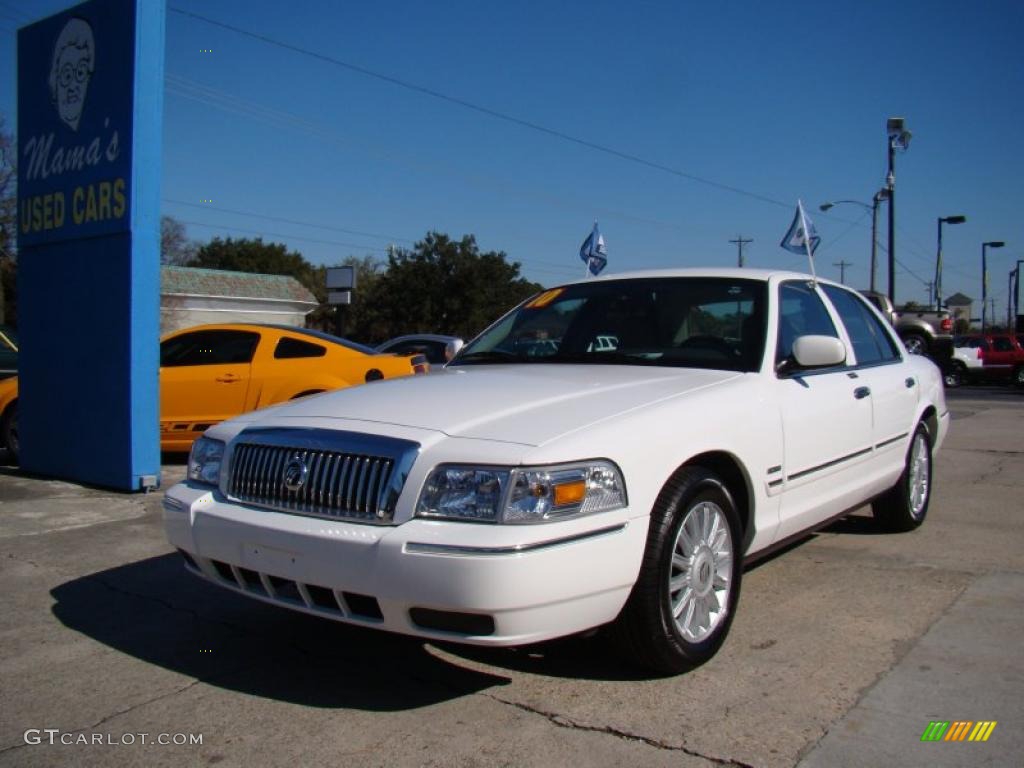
484,693,756,768
0,679,203,756
3,550,48,571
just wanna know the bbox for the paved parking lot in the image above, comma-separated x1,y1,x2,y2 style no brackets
0,386,1021,767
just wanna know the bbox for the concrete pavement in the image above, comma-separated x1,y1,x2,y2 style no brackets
0,387,1021,767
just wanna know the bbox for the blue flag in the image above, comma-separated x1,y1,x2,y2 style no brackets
579,222,608,276
780,201,821,256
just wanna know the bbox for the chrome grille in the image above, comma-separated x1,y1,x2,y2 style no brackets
226,428,420,524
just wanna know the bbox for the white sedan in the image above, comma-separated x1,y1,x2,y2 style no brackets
165,269,947,674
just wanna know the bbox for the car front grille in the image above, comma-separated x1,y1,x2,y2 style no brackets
226,428,420,524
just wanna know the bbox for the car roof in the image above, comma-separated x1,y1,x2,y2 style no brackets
379,334,461,346
164,323,378,355
565,267,838,286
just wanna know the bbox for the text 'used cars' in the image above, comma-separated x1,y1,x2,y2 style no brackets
164,269,947,673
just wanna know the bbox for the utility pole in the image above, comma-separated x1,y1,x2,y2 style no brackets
833,260,852,284
924,282,934,304
729,235,753,267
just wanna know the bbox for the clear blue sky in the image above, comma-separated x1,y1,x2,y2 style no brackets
3,0,1023,316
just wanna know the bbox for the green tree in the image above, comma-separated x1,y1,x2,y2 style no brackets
362,232,543,342
188,235,323,302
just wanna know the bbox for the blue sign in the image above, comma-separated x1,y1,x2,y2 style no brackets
17,0,164,490
18,2,137,246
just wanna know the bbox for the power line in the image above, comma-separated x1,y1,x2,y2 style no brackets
175,219,390,252
164,74,697,236
169,7,790,210
164,199,415,245
173,217,581,279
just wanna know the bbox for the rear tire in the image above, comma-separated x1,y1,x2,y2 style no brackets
902,333,928,356
1013,366,1024,388
610,467,742,674
873,422,931,532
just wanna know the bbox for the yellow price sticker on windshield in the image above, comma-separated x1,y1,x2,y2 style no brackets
525,288,564,309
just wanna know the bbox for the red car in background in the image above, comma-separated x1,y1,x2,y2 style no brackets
954,334,1024,386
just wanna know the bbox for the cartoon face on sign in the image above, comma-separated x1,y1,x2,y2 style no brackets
48,18,95,132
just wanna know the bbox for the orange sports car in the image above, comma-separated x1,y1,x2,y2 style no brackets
0,323,427,459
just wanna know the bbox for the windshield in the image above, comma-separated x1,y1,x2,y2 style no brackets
453,277,767,372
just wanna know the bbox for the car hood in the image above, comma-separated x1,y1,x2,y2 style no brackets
264,364,742,447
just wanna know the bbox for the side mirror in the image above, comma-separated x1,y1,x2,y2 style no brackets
444,338,465,362
791,335,846,369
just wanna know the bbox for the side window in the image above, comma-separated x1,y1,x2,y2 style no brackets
822,285,900,365
274,336,327,359
776,281,839,364
993,337,1014,352
160,330,260,367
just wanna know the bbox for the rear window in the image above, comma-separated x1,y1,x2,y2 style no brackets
274,337,327,359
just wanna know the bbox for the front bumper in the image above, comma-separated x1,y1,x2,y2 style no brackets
163,482,646,646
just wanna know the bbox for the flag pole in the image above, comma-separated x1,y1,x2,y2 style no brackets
798,200,817,285
586,220,596,279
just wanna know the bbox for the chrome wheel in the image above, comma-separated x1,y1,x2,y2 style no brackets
872,422,932,532
669,500,734,643
943,364,963,388
903,335,927,355
908,431,930,519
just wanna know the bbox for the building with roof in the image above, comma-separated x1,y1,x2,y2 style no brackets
945,292,974,331
160,266,319,334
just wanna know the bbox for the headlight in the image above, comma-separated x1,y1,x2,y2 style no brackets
416,461,626,524
188,437,225,486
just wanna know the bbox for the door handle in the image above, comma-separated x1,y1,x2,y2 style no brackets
215,374,239,383
854,386,871,399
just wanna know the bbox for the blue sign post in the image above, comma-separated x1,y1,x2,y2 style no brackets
17,0,165,490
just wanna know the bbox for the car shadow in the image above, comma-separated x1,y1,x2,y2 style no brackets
49,512,891,694
434,633,684,681
51,553,511,710
822,512,884,536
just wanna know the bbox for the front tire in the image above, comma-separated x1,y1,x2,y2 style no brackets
611,467,742,674
872,422,931,532
943,362,965,388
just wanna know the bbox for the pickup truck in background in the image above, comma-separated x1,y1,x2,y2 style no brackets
861,291,954,364
954,334,1024,387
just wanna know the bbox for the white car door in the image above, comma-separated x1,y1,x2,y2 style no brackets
772,280,875,541
820,285,918,484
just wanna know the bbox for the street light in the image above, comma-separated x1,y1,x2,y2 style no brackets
1013,259,1024,331
934,215,966,309
886,117,912,302
982,241,1005,331
820,188,890,292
